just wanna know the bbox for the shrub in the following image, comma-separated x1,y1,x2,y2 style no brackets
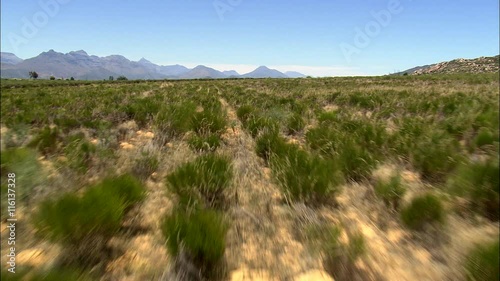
154,102,196,142
244,115,279,138
312,225,367,281
448,158,499,221
0,148,44,202
162,208,228,279
63,133,96,174
271,147,343,205
123,97,161,128
34,191,123,265
374,174,406,210
34,174,144,266
255,132,290,162
465,239,499,281
305,126,339,153
345,231,366,262
401,193,445,230
191,109,227,136
96,174,145,208
336,137,378,181
236,105,255,124
412,131,462,182
188,134,221,152
166,154,232,209
473,127,497,149
28,126,60,155
286,113,305,134
317,111,339,125
132,150,160,179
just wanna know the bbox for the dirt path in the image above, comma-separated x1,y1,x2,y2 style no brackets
218,93,325,280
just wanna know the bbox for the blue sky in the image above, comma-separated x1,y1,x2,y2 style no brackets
1,0,498,76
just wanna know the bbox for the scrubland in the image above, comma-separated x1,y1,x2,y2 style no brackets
1,73,498,280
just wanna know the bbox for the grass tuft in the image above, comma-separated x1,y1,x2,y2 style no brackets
166,154,232,209
401,193,445,230
162,208,228,279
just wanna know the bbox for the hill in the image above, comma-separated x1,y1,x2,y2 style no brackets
398,55,499,75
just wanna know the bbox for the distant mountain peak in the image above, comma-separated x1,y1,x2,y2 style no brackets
0,52,24,65
242,66,287,78
69,50,88,56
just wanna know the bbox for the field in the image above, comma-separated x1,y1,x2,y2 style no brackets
1,74,499,281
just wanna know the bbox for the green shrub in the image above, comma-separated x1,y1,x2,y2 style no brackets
412,131,462,182
34,191,123,265
401,193,445,230
132,150,160,179
305,126,339,153
473,127,497,149
255,132,290,162
337,137,378,181
236,105,255,124
286,113,305,134
244,116,279,138
154,102,196,142
346,231,366,262
317,111,339,125
313,225,367,281
188,133,221,152
162,208,228,278
63,133,96,174
0,147,44,202
96,174,145,208
166,154,232,209
448,158,499,221
465,239,499,281
123,97,161,127
191,109,227,136
28,126,60,155
271,147,343,205
34,174,144,266
374,174,406,210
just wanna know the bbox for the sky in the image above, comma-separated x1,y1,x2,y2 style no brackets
1,0,499,76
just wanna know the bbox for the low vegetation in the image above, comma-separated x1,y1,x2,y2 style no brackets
1,73,498,280
162,208,228,279
166,154,232,209
401,193,445,230
464,239,499,281
374,173,406,210
33,174,144,266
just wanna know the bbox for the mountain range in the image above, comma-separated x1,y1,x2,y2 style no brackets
0,50,306,80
